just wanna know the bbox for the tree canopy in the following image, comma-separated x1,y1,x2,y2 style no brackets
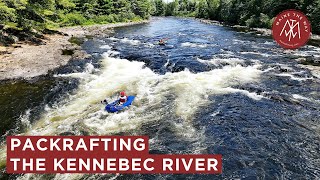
0,0,152,31
151,0,320,34
1,0,319,41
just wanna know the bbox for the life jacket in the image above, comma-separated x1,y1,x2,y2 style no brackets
119,96,127,103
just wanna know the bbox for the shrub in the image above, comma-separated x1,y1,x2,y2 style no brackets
245,14,271,28
0,3,17,23
259,13,271,28
245,15,257,28
61,13,87,26
92,15,116,24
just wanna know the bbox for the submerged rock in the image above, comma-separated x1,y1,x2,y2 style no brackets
297,56,320,66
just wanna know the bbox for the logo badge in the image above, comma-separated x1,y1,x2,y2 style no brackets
272,10,311,49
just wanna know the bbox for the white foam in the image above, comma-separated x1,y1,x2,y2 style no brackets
240,51,272,58
120,38,141,45
107,37,144,46
31,53,261,133
210,110,220,117
22,50,263,135
233,39,250,44
293,94,311,101
54,63,98,79
263,41,275,45
19,109,31,130
164,59,170,67
100,45,111,49
181,42,208,48
85,63,96,74
275,73,313,81
105,50,120,57
224,87,264,100
107,37,119,41
220,49,235,55
0,50,264,177
197,57,246,67
292,94,320,104
284,46,320,58
144,43,155,48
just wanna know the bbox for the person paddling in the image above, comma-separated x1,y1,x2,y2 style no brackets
159,38,168,45
118,91,127,105
101,91,127,106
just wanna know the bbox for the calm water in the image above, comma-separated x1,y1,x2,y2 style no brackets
1,17,320,179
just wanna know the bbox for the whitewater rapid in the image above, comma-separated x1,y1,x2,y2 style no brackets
1,16,320,180
27,49,263,136
0,37,265,179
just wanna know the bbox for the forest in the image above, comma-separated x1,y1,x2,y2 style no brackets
0,0,319,38
0,0,152,30
153,0,320,34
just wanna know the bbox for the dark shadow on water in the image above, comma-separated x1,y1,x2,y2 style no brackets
0,46,101,139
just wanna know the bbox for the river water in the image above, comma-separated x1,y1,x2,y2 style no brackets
1,17,320,179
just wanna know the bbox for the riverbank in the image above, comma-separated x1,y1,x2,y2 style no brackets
198,18,320,41
0,20,149,81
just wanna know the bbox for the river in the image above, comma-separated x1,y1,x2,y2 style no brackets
1,17,320,179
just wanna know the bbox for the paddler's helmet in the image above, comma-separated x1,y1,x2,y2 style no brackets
120,91,126,97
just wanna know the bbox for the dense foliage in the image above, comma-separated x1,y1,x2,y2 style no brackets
0,0,152,31
152,0,320,34
1,0,319,41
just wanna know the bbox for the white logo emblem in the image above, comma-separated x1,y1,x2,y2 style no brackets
280,19,301,42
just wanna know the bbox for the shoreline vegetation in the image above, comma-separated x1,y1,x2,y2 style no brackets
153,0,320,35
0,0,153,80
0,0,152,46
0,20,149,80
198,18,320,46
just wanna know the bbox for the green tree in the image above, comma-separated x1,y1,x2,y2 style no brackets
196,0,208,18
165,1,177,16
152,0,165,16
96,0,114,15
307,0,320,34
14,0,56,30
0,0,17,24
132,0,152,19
206,0,220,19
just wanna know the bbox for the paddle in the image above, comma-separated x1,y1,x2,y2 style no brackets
101,99,108,104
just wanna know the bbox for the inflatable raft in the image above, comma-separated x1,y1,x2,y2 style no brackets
105,96,135,113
